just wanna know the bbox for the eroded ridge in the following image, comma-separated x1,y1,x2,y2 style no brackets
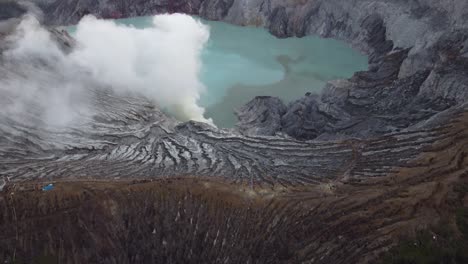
0,111,466,263
1,82,465,188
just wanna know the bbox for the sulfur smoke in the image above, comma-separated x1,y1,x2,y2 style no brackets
0,13,213,127
71,14,212,124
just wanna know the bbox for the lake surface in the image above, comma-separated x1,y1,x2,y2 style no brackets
68,16,368,127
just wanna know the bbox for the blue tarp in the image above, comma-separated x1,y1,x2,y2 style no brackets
42,184,54,191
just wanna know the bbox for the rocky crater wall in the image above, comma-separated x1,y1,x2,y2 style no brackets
35,0,468,140
0,1,468,263
0,0,464,192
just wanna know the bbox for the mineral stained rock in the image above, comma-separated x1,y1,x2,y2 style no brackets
0,0,467,263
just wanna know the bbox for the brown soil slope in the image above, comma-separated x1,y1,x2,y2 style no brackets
0,112,467,264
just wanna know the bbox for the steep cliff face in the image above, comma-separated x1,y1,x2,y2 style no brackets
38,0,468,64
0,1,467,263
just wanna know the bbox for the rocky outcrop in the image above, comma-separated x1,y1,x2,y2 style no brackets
234,96,286,136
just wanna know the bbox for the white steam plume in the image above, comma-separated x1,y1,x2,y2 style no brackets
0,13,213,127
1,14,92,127
71,14,212,124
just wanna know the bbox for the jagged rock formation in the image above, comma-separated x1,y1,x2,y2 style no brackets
235,96,287,136
0,0,467,263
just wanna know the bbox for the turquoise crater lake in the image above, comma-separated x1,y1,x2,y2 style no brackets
68,16,368,128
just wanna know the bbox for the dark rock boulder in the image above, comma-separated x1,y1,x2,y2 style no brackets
235,96,286,136
280,94,335,141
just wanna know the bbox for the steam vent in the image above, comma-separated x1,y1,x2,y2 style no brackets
1,0,468,263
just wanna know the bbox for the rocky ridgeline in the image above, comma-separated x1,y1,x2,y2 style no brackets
0,116,467,263
0,0,466,192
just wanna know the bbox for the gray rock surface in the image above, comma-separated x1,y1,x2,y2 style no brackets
0,0,466,187
0,1,25,20
235,96,286,136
